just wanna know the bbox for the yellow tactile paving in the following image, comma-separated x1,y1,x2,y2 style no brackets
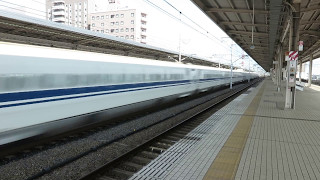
203,82,265,180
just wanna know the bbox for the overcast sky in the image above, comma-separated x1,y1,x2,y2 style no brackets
0,0,249,66
5,0,320,73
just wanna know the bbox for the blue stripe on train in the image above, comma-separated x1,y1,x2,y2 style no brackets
0,76,244,108
0,77,234,103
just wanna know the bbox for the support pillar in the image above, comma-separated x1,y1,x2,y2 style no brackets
308,54,313,87
285,1,300,109
277,46,283,92
299,61,302,83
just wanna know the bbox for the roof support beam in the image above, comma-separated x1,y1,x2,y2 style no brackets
300,30,320,37
220,21,268,27
300,20,320,26
301,5,320,13
206,8,268,14
228,30,268,37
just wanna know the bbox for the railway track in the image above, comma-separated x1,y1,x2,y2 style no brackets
0,79,262,180
79,78,262,180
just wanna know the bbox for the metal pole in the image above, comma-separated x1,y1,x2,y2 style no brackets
230,61,233,89
230,45,233,89
308,54,313,87
285,2,300,109
278,46,283,91
178,12,182,62
299,61,302,83
285,15,293,109
248,59,251,82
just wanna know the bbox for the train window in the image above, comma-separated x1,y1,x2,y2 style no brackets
39,74,55,89
3,75,26,92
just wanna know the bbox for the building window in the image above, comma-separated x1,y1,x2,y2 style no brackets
131,28,134,32
141,13,147,18
106,29,109,33
79,3,81,5
110,22,114,26
116,14,119,18
125,28,129,32
121,36,124,38
111,15,114,18
125,35,129,39
101,16,104,19
111,29,114,33
101,30,104,33
115,22,119,25
131,13,134,17
120,21,124,25
131,20,134,24
116,29,119,33
101,23,104,26
121,14,124,18
92,16,95,20
106,15,109,18
97,30,99,32
96,16,100,20
130,35,134,39
120,28,124,32
92,23,95,27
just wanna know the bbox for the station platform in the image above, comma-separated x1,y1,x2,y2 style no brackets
130,78,320,180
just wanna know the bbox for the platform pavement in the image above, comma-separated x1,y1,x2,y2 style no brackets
130,78,320,180
235,79,320,180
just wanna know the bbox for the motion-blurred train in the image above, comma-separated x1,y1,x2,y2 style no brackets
0,42,258,146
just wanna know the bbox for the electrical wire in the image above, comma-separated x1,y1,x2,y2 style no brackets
144,0,245,57
0,0,251,65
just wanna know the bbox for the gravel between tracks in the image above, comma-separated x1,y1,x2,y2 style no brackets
0,84,239,180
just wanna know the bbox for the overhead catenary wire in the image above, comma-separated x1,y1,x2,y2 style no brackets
0,0,46,14
144,0,245,57
0,0,249,63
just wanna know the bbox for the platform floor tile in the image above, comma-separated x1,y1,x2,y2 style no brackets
235,79,320,180
130,82,264,180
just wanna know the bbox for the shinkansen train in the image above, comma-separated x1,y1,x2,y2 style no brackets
0,42,258,146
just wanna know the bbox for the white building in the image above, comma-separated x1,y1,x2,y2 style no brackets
89,9,147,44
46,0,95,29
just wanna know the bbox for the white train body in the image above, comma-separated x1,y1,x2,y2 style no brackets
0,43,257,145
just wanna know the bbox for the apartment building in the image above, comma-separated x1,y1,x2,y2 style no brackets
46,0,95,29
89,9,147,44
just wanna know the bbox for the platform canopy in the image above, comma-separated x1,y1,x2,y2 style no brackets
191,0,320,71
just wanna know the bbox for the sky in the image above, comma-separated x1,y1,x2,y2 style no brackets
8,0,320,74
